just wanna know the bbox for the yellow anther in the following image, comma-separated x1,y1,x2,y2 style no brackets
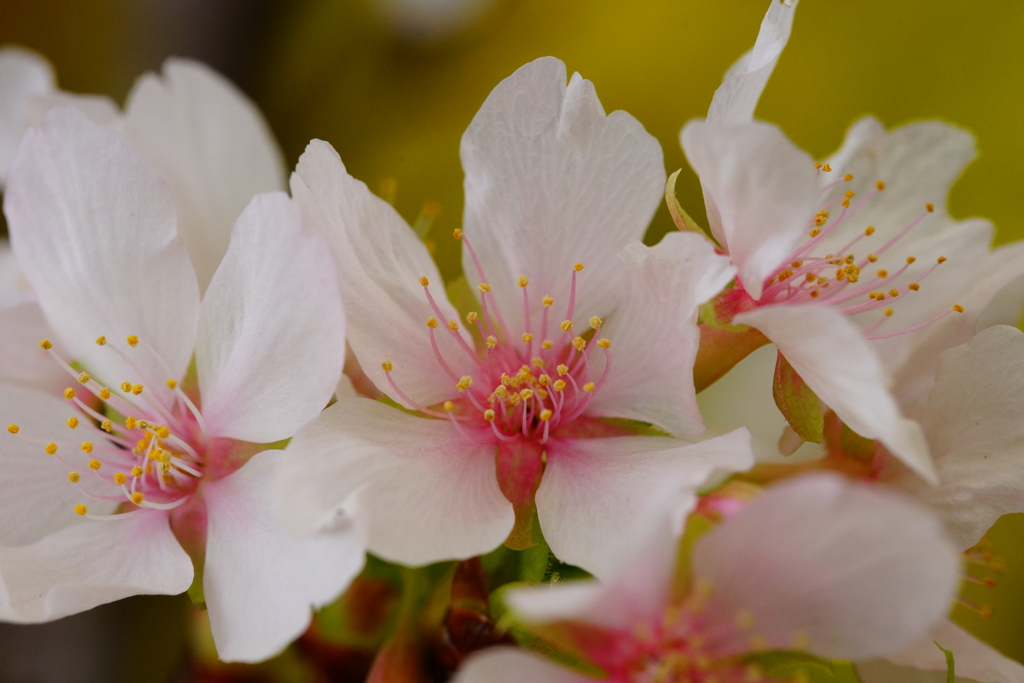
522,333,533,343
494,385,508,399
64,387,76,400
583,382,595,392
518,276,529,287
541,339,553,349
39,339,53,350
159,462,172,473
131,492,145,505
553,380,566,391
500,373,512,386
538,374,551,386
844,189,855,199
132,384,144,396
101,420,112,432
125,417,138,430
876,269,888,278
574,263,584,271
542,296,554,308
876,180,885,191
736,610,755,630
452,228,462,239
884,307,894,317
953,304,965,313
841,197,851,208
157,451,171,464
888,288,899,298
483,409,495,422
531,357,544,369
77,372,91,384
456,376,473,392
844,254,855,264
382,360,393,372
864,226,875,236
809,228,821,237
447,320,460,331
131,466,143,477
867,253,878,262
477,283,491,293
821,163,832,172
165,379,177,390
95,336,107,346
814,161,822,169
810,290,821,298
137,420,148,430
67,472,80,484
589,316,603,329
88,459,101,470
67,417,79,429
45,442,58,455
99,388,111,400
906,256,916,264
844,173,853,182
792,631,811,650
814,209,829,227
572,336,586,351
443,401,454,412
597,338,611,348
520,389,534,400
909,283,920,291
539,409,553,421
81,442,93,453
425,317,438,329
114,472,127,485
137,439,150,451
926,203,935,213
466,311,478,324
485,336,498,349
937,256,947,264
559,320,573,332
536,389,548,399
75,504,88,516
835,269,846,281
126,335,139,347
121,382,132,393
6,424,19,434
419,276,429,287
556,364,569,376
156,427,170,439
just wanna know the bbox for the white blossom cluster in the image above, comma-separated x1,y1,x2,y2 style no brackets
0,2,1022,681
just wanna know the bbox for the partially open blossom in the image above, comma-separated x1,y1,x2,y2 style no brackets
276,56,753,580
453,474,961,683
0,107,359,663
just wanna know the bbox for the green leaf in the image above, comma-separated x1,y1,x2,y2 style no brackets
772,351,824,444
745,650,835,677
934,641,956,683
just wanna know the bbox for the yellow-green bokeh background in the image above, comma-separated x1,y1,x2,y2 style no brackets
2,0,1023,677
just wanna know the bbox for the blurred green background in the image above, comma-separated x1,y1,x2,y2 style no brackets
1,0,1023,680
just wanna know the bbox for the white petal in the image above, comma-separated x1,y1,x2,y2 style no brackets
594,233,736,435
290,140,467,409
452,648,591,683
203,449,365,663
681,120,817,299
23,91,121,129
706,0,797,124
0,46,54,185
0,384,117,546
276,397,513,565
892,326,1024,548
694,473,960,660
460,57,665,333
196,192,345,444
0,239,33,309
0,509,192,622
4,107,200,405
536,429,753,581
124,59,286,293
0,304,68,395
858,620,1024,683
736,304,936,483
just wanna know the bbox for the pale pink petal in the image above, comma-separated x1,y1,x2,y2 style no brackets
0,46,53,185
681,120,817,299
693,473,960,660
203,450,365,663
0,509,192,622
275,397,513,565
0,384,117,546
536,429,752,581
452,648,592,683
736,304,936,483
196,192,345,444
460,57,665,333
590,233,735,435
290,140,468,409
858,620,1024,683
124,58,286,293
891,326,1024,548
4,107,200,407
0,240,33,309
706,0,797,124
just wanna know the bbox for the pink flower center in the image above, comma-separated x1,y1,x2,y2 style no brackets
381,231,613,446
748,168,964,339
9,335,210,520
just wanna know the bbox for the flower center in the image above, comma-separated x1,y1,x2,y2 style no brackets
754,167,964,339
381,230,612,446
6,335,207,520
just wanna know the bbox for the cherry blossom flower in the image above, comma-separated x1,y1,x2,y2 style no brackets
0,107,359,662
276,56,753,580
452,473,961,683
